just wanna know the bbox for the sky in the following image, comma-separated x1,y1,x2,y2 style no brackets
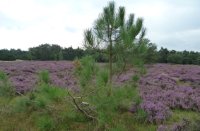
0,0,200,51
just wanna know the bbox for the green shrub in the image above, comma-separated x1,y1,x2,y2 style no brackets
132,75,140,83
0,71,15,97
94,85,137,111
11,96,32,113
97,111,113,128
75,56,98,88
39,70,50,84
0,71,7,80
36,115,55,131
34,95,49,109
37,84,66,102
11,84,67,113
85,83,143,129
134,108,148,122
96,69,109,87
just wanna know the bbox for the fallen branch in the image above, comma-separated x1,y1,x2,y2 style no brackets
66,89,98,121
16,91,24,96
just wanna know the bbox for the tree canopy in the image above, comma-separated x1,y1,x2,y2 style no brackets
84,1,148,95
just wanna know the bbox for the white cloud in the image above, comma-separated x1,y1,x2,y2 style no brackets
0,0,101,50
0,0,199,51
149,28,200,51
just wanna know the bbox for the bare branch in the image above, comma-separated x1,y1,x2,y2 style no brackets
66,89,98,121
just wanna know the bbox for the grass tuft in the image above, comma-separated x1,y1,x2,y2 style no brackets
0,70,15,97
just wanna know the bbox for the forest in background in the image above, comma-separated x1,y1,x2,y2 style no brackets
0,43,200,65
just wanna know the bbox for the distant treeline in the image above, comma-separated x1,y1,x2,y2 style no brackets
0,44,106,62
158,47,200,65
0,44,200,65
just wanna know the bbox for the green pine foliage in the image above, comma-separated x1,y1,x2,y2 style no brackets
96,69,109,87
75,56,98,88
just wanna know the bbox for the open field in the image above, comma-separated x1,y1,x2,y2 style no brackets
139,64,200,123
0,61,78,93
0,61,200,130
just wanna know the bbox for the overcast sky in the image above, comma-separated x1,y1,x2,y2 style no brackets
0,0,200,51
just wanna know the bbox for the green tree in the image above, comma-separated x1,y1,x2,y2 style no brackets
58,50,63,60
144,41,158,63
167,53,182,64
84,1,146,95
62,47,84,60
29,44,63,60
51,44,62,60
29,44,51,60
182,50,190,64
84,1,125,94
114,14,146,72
158,47,169,63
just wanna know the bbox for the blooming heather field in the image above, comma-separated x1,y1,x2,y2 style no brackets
0,61,78,93
139,64,200,123
0,61,200,126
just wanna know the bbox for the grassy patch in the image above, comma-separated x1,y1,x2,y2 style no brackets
160,109,200,131
0,70,15,97
176,80,191,86
166,110,200,124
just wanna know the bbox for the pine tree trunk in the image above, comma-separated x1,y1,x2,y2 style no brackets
108,36,112,96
